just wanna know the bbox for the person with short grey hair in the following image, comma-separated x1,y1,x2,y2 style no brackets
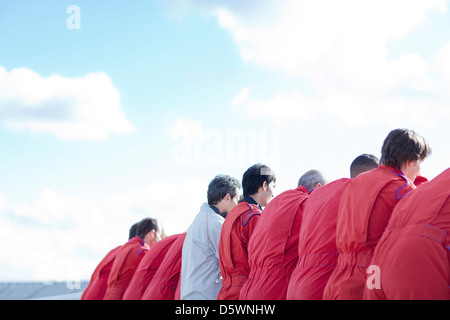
298,169,328,191
180,174,242,300
207,175,242,214
240,168,322,300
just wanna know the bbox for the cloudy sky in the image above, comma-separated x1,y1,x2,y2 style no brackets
0,0,449,282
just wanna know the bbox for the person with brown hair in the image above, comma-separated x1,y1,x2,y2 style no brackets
363,168,449,300
323,129,431,300
104,218,164,300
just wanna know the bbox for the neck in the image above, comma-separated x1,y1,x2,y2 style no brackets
248,194,261,206
399,164,415,182
211,204,227,216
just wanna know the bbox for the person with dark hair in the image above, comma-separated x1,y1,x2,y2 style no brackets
128,222,138,240
323,129,431,300
122,233,183,300
239,170,326,300
363,168,450,300
180,174,242,300
81,223,139,300
287,154,379,300
350,154,380,178
217,163,276,300
104,217,164,300
379,128,431,173
136,218,165,247
241,163,277,205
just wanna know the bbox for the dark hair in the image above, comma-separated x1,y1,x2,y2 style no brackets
242,163,276,197
128,222,138,240
350,154,380,178
297,170,327,190
207,174,241,206
136,218,159,239
380,129,431,171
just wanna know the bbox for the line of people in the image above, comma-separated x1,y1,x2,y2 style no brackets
82,128,449,300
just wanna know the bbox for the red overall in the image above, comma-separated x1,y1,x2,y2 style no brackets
103,236,149,300
287,178,350,300
122,234,180,300
81,246,122,300
142,233,186,300
323,165,415,300
218,201,262,300
239,186,310,300
414,175,428,187
363,168,450,300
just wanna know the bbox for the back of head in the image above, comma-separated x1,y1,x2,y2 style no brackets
207,174,241,206
297,170,327,191
128,222,139,240
350,154,380,178
242,163,276,197
380,128,431,171
136,218,159,239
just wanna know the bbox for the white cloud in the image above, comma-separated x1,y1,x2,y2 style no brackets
0,66,136,140
13,189,103,227
0,194,5,211
216,0,446,80
433,41,450,84
232,87,447,128
233,89,319,127
215,1,450,127
231,87,251,110
0,179,207,281
157,0,278,20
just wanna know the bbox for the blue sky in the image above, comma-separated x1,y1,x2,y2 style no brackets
0,0,449,281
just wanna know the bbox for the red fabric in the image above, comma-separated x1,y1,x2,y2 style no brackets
103,236,149,300
363,168,450,300
142,233,186,300
323,165,415,300
239,186,310,300
287,178,350,300
218,201,262,300
174,280,181,300
414,175,428,187
122,234,180,300
81,246,122,300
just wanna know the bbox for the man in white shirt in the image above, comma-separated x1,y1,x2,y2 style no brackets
180,174,242,300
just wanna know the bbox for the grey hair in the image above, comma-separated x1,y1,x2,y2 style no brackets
207,174,241,206
297,170,328,190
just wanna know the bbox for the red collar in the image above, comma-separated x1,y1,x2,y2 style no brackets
379,164,404,176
